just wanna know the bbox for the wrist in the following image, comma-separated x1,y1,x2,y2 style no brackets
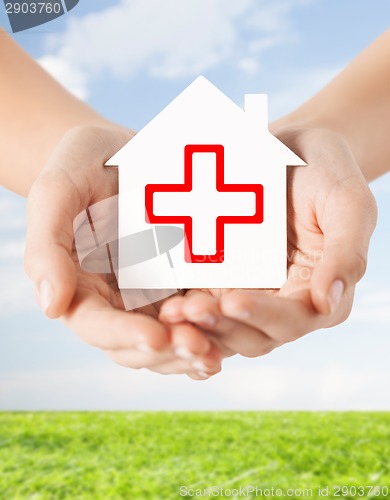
269,117,369,185
16,118,131,197
271,112,384,182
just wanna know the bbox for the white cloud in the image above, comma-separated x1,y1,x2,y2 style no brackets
38,55,88,100
37,0,312,98
237,58,259,75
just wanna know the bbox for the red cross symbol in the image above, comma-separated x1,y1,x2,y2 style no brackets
145,145,263,263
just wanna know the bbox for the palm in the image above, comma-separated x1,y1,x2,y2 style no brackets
70,246,164,319
60,130,162,315
27,126,373,370
189,161,348,317
26,126,185,360
192,137,333,302
162,128,374,359
58,128,343,323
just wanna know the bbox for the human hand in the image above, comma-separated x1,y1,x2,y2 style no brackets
24,125,223,379
159,128,377,358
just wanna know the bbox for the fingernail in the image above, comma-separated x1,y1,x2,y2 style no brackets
135,343,155,353
197,371,210,379
193,361,209,372
328,280,344,314
161,307,175,317
192,314,216,327
175,346,195,360
160,308,181,322
39,280,53,314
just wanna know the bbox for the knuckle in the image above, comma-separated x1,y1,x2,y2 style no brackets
105,349,140,369
278,323,308,343
350,175,376,210
246,347,271,358
355,184,378,230
365,189,378,228
77,326,114,350
258,340,277,356
328,291,354,327
23,246,44,280
242,338,277,358
327,243,368,285
334,309,352,326
81,333,104,350
28,172,54,201
61,125,105,147
353,251,367,282
205,368,221,379
222,290,254,315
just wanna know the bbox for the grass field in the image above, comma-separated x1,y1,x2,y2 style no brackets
0,412,389,499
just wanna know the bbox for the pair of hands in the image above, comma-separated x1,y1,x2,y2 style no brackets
24,124,377,379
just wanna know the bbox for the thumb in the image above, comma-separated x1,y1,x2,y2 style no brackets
25,171,79,318
310,179,377,316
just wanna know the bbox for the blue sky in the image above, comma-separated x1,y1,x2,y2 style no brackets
0,0,389,410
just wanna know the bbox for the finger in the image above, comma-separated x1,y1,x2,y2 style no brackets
62,287,170,351
179,291,276,358
186,345,224,380
186,344,224,379
148,289,186,316
102,319,224,376
159,295,187,323
187,373,212,381
24,126,123,319
103,322,217,373
311,175,377,315
144,339,224,377
160,290,233,356
105,347,175,370
193,343,224,376
170,322,212,360
159,289,213,324
220,289,323,343
25,170,79,318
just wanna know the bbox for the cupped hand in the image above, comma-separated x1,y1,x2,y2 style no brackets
24,125,223,379
159,127,377,358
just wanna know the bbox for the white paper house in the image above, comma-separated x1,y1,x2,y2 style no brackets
106,77,304,289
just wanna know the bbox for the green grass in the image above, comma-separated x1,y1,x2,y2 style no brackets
0,412,389,499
